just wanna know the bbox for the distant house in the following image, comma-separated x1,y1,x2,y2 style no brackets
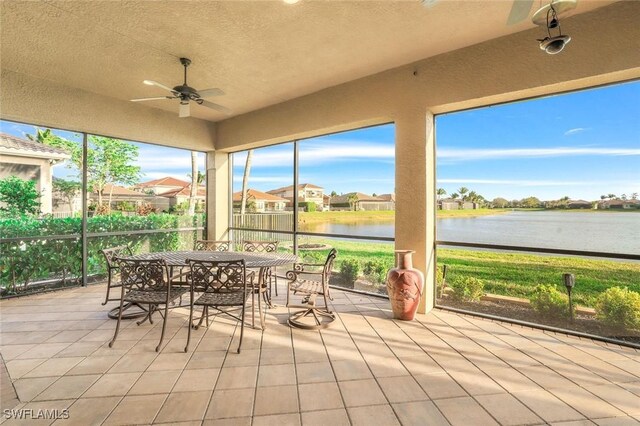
233,189,287,213
567,199,592,209
0,133,70,214
135,176,192,195
267,183,324,210
330,192,395,211
158,185,206,211
597,199,640,210
438,198,460,210
91,184,168,212
378,193,396,210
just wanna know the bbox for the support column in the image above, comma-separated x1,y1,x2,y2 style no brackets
394,108,436,314
206,151,230,240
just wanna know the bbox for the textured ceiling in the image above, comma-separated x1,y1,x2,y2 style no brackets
0,0,615,121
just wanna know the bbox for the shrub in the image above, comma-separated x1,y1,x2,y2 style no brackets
596,287,640,330
530,284,570,318
363,259,389,284
450,276,484,302
340,258,361,283
436,265,446,298
299,202,317,212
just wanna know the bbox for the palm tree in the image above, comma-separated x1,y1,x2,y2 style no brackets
621,194,628,200
600,195,607,200
458,187,469,201
240,150,253,215
347,193,358,211
188,151,199,215
632,193,639,200
608,193,616,200
437,188,447,200
450,192,459,200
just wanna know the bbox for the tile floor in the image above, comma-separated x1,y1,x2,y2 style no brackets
0,283,639,425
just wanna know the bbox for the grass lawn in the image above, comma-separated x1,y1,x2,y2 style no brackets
302,238,640,307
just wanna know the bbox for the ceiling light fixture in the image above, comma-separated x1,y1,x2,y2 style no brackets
534,1,573,54
283,0,300,4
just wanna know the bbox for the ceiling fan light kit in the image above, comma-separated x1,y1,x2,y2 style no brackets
130,57,231,117
534,0,575,55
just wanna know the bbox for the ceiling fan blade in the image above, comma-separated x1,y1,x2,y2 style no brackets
143,80,175,93
200,100,232,115
197,88,225,98
506,0,534,25
179,102,191,118
131,96,173,102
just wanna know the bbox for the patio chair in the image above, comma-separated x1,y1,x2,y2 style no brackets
195,240,231,251
242,240,279,297
184,259,256,353
100,245,133,306
109,257,188,352
286,248,337,330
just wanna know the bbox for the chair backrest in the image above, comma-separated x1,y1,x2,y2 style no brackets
101,245,133,270
323,249,338,279
242,240,278,253
195,240,231,252
187,259,247,294
115,257,168,292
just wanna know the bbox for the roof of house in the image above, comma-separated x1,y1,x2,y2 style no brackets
160,185,207,198
97,184,152,197
602,199,640,206
137,176,191,188
568,199,591,204
377,193,395,202
267,183,323,194
330,192,383,204
0,133,70,160
233,189,288,202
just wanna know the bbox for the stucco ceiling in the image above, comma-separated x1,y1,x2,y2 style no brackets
0,0,616,122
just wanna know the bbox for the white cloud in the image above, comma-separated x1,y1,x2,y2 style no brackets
437,147,640,162
438,178,634,187
564,127,586,136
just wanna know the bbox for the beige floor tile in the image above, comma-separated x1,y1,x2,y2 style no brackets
435,396,499,426
54,396,120,426
66,355,121,375
33,374,100,401
223,349,260,367
300,408,350,426
186,350,227,370
392,400,450,426
13,377,58,401
108,352,157,373
206,388,255,419
296,361,335,384
22,357,84,378
83,371,141,397
514,389,586,423
550,386,625,419
128,369,182,395
174,368,220,392
258,364,297,387
253,413,301,426
447,368,505,396
155,390,211,423
202,418,252,426
476,393,543,426
2,399,74,426
5,358,47,380
147,352,191,371
338,379,387,407
254,385,299,416
299,382,343,412
216,366,258,389
377,376,428,403
331,359,372,381
104,393,167,425
260,348,295,365
55,341,103,358
0,344,36,361
594,416,640,425
414,372,468,400
348,404,400,426
587,384,640,416
47,330,92,344
16,343,71,359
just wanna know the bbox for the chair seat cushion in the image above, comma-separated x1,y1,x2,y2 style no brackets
194,290,250,307
124,288,188,304
290,279,324,295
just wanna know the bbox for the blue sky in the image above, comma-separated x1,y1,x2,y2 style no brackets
2,81,638,200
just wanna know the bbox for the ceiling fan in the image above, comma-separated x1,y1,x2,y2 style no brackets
131,57,231,118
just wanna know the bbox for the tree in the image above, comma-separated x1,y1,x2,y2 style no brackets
521,196,542,208
632,193,639,200
600,195,607,200
458,187,469,201
437,188,447,200
608,193,617,200
621,194,628,200
330,190,337,197
450,192,459,199
188,151,199,216
347,193,358,211
52,178,81,211
492,197,509,208
240,150,253,215
0,176,41,216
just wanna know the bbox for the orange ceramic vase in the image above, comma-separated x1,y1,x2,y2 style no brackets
386,250,423,320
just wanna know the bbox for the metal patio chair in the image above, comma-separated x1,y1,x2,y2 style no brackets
109,257,188,352
101,245,149,320
286,248,337,330
242,240,279,298
184,259,256,353
195,240,231,251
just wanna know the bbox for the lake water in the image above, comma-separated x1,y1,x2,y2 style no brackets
305,211,640,255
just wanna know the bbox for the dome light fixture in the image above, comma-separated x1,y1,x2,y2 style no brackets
536,3,571,55
283,0,300,4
